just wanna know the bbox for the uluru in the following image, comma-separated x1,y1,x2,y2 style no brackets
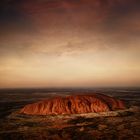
20,93,126,115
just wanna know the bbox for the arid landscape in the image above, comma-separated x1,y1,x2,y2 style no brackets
0,88,140,140
0,0,140,139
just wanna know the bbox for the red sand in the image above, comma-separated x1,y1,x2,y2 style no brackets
20,94,126,115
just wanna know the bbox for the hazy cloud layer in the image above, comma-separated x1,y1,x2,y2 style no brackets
0,0,140,87
0,0,139,54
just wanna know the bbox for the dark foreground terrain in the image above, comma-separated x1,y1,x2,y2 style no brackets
0,88,140,140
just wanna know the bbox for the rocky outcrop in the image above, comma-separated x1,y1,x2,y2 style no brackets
20,94,126,115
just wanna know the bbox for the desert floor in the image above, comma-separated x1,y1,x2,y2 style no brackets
0,88,140,140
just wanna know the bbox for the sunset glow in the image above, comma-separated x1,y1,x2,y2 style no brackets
0,0,140,88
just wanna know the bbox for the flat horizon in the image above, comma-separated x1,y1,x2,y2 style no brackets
0,86,140,90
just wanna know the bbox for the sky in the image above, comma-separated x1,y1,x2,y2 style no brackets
0,0,140,88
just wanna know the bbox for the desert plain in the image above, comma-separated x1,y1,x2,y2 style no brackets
0,88,140,140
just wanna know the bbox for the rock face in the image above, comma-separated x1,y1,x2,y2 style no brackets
20,94,126,115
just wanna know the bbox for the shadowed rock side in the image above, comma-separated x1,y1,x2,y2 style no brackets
20,94,126,115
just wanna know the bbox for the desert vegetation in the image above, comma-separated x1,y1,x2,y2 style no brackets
0,89,140,140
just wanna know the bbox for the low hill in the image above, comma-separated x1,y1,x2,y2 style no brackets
20,94,126,115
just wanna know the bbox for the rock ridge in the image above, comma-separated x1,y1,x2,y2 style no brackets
20,93,126,115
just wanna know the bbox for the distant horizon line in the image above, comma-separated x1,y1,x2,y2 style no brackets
0,86,140,90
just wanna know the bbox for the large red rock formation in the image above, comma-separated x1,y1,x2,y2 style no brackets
20,94,126,115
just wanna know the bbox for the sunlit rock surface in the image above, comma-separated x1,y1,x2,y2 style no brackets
20,94,126,115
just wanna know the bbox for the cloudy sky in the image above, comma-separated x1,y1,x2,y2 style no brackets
0,0,140,88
